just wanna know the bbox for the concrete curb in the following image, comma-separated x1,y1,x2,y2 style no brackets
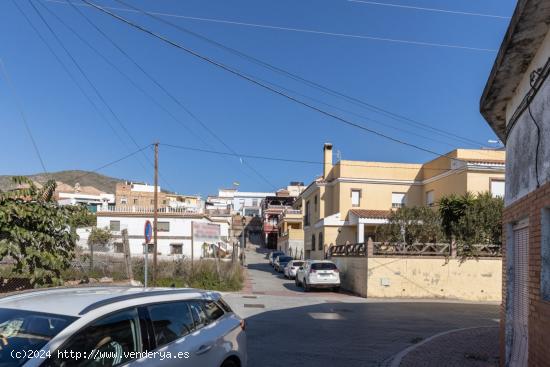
387,326,498,367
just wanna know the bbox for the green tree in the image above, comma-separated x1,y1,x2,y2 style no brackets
438,192,503,259
438,192,475,241
376,206,443,245
87,227,112,270
0,177,85,286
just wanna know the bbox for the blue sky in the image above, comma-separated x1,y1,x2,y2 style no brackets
0,0,515,196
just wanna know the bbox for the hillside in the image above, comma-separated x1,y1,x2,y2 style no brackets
0,170,124,194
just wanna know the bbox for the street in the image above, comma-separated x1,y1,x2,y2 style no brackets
224,246,500,367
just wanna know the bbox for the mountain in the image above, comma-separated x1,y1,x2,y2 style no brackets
0,170,124,194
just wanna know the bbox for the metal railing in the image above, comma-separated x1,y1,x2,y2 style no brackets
98,205,202,214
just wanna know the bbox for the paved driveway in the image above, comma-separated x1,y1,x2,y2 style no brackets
224,246,499,367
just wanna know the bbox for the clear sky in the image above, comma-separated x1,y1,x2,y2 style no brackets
0,0,516,196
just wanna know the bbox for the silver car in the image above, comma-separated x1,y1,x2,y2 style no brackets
0,287,246,367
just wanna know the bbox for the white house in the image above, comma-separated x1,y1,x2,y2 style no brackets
94,210,229,259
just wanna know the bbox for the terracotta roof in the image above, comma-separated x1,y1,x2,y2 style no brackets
349,209,391,219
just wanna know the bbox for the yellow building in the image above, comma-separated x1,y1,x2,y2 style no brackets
300,143,505,259
277,209,304,258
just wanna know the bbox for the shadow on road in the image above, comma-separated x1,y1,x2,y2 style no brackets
245,301,499,367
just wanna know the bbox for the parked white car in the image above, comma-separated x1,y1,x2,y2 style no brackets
284,260,304,279
295,260,340,292
0,287,246,367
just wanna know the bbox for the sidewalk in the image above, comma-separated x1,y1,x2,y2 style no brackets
394,326,499,367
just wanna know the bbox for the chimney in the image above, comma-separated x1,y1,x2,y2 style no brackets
323,143,333,179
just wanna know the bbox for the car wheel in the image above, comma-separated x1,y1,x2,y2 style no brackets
304,280,310,292
221,358,239,367
333,286,340,293
295,278,299,287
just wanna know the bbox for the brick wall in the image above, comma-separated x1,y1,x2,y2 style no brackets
500,181,550,366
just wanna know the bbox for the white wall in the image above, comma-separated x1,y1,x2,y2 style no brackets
96,215,218,259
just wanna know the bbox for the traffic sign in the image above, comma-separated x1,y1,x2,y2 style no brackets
144,220,153,243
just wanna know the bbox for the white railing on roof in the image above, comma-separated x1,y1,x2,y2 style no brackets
98,205,202,214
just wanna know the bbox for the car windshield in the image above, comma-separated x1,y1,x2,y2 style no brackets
279,257,293,262
311,263,338,270
0,308,76,367
292,261,304,267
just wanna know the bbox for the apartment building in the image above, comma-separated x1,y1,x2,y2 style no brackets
480,1,550,365
206,188,275,217
115,182,202,213
300,143,505,259
277,208,304,258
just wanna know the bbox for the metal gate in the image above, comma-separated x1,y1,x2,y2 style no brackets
510,223,529,367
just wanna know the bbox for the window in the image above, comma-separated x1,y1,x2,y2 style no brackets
392,192,406,208
318,232,323,251
305,200,310,226
145,243,154,254
148,302,195,347
133,198,138,204
188,301,209,330
157,221,170,232
314,195,318,212
110,220,120,231
542,208,550,301
490,179,505,198
0,309,76,366
252,199,258,206
120,196,127,205
351,189,361,207
311,234,316,251
162,200,167,205
170,244,183,255
426,190,434,207
47,309,141,367
150,199,154,205
203,300,225,321
114,242,124,253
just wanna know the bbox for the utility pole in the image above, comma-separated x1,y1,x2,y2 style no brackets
153,142,159,286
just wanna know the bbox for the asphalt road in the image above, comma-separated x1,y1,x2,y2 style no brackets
224,246,499,367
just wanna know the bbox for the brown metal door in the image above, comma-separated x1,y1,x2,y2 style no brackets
510,224,529,367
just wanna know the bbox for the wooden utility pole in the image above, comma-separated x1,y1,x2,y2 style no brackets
122,229,133,283
153,142,159,286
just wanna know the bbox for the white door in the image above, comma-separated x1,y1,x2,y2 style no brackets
510,224,529,367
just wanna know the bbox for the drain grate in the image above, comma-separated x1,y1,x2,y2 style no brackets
242,295,257,299
252,291,265,295
244,304,265,308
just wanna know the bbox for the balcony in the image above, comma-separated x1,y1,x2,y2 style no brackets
98,205,201,214
263,223,278,232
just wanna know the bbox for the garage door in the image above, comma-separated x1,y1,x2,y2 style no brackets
510,223,529,367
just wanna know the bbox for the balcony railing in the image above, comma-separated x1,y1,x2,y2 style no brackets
98,205,201,214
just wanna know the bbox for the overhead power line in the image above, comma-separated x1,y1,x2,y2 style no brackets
111,0,483,148
46,0,497,52
27,0,176,191
59,1,277,190
72,144,153,182
82,0,471,164
160,143,482,172
347,1,511,20
0,59,48,174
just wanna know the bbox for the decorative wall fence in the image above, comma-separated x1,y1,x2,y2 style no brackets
330,241,502,258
